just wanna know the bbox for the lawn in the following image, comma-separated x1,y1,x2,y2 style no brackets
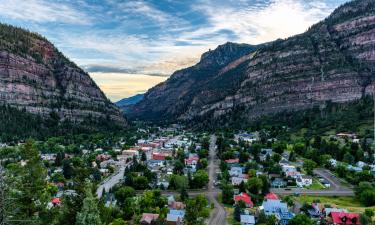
306,179,326,190
295,195,375,214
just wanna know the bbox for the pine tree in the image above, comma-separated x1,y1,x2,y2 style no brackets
233,204,241,222
76,183,102,225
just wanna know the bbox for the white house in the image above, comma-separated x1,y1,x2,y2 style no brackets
232,176,248,186
296,175,312,187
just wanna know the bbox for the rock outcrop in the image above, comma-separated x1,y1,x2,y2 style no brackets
128,0,375,124
0,24,126,125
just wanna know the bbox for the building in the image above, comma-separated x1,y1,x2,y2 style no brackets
225,158,240,164
261,199,294,225
234,192,253,208
265,192,279,200
140,213,159,225
296,175,313,187
232,176,249,186
166,209,185,225
271,178,287,188
329,212,360,225
260,149,273,161
229,167,244,177
240,214,255,225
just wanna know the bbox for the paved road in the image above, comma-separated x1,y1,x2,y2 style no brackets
313,168,353,190
96,162,130,198
206,135,227,225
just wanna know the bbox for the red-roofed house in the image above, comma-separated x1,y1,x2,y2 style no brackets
51,198,61,206
152,152,169,160
234,192,253,208
225,158,239,164
265,192,279,200
329,212,360,225
140,213,159,225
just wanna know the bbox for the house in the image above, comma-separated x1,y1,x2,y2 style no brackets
265,192,279,200
282,165,300,178
329,159,338,167
169,201,186,210
234,192,253,208
185,153,199,168
232,176,249,186
152,152,170,160
307,203,324,219
51,198,61,206
261,199,294,225
240,214,255,225
296,175,313,187
166,209,185,225
324,208,348,217
347,165,362,173
271,178,286,188
229,167,244,177
140,213,159,225
329,212,360,225
260,148,273,161
225,158,240,164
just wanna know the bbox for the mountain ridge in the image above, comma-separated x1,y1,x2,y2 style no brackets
127,0,375,125
0,23,126,128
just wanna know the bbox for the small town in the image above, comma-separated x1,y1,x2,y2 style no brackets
2,124,373,225
0,0,375,224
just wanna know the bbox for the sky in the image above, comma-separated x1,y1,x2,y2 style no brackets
0,0,349,101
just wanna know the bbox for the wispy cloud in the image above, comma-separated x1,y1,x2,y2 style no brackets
0,0,90,24
191,0,335,44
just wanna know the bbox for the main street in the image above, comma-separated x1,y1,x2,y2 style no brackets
96,162,131,198
206,135,228,225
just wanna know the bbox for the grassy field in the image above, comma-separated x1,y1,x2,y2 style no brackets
295,195,375,214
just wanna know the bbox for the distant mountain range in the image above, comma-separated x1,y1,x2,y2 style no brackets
0,23,126,135
116,94,144,108
127,0,375,126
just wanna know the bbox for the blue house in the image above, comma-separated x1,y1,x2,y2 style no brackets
262,199,294,225
166,209,185,225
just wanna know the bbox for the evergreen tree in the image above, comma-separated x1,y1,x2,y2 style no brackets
233,204,241,222
180,187,189,201
76,183,102,225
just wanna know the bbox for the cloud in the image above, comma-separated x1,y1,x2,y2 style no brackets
0,0,90,24
191,0,335,44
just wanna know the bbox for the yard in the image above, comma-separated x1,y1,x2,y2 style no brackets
306,178,326,190
295,195,375,214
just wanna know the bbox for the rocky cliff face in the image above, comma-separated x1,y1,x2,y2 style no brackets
128,0,375,124
0,24,126,125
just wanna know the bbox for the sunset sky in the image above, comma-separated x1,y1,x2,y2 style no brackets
0,0,349,101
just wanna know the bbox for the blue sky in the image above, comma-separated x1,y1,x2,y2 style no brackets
0,0,349,101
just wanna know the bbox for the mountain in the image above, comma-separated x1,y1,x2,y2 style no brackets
116,94,144,108
128,0,375,126
0,23,126,133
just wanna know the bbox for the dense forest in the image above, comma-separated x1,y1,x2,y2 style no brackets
0,104,125,142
